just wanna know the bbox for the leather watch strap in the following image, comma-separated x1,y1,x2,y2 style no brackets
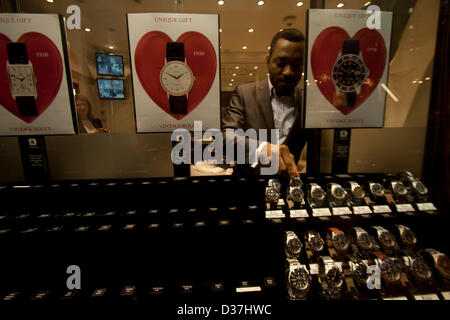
166,42,185,61
7,42,29,64
16,96,38,116
342,39,359,55
169,95,188,114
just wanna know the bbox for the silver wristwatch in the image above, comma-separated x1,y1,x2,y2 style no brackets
285,231,303,258
352,226,373,251
304,230,325,253
368,182,385,198
327,183,347,206
288,177,304,203
265,179,281,203
395,224,417,248
318,256,343,299
371,226,397,251
348,181,365,200
286,258,311,300
391,180,408,196
308,183,326,207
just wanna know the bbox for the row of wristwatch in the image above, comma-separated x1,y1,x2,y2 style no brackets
284,226,450,300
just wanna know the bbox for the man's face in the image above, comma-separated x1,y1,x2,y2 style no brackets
266,38,304,96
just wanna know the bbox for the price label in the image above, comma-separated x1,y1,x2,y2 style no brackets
332,207,352,216
335,174,352,178
309,264,319,275
353,206,372,215
396,204,415,212
417,203,437,211
236,286,261,293
414,294,440,300
290,209,309,218
265,210,285,219
441,291,450,300
277,199,285,206
312,208,332,217
372,205,392,213
384,296,408,300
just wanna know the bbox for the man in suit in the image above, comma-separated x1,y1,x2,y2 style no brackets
222,28,306,178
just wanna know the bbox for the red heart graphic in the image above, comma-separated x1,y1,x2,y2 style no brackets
135,31,217,120
310,27,386,115
0,32,63,123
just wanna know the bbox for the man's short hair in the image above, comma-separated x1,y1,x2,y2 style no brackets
269,28,305,57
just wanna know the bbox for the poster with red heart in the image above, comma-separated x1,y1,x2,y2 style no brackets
304,9,392,128
127,13,220,133
0,14,75,135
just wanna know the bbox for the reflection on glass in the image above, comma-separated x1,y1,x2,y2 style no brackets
75,95,109,134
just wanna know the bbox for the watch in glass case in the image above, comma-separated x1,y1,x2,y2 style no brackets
6,42,38,116
265,185,280,203
288,177,304,203
352,227,374,252
347,255,369,286
286,258,311,300
408,179,428,196
391,180,408,196
372,251,401,284
409,256,433,282
160,42,195,114
285,231,303,258
327,227,350,257
318,256,344,299
419,249,450,280
348,181,365,200
304,230,325,253
395,224,417,248
368,182,385,198
327,183,347,206
308,183,326,207
371,226,397,252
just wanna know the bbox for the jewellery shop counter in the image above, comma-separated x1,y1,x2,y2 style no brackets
0,173,448,304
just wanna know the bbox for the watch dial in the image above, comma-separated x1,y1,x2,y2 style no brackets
332,54,366,92
393,182,408,195
332,233,350,252
352,186,364,199
436,255,450,279
265,187,280,203
332,186,346,200
290,177,303,188
379,232,396,249
411,257,432,281
286,238,302,256
353,262,368,285
326,267,343,288
381,259,401,283
371,183,385,197
289,187,304,203
268,179,281,192
413,181,428,195
401,228,417,247
8,65,36,96
309,235,324,252
290,268,311,291
357,233,373,251
311,187,325,202
160,61,194,96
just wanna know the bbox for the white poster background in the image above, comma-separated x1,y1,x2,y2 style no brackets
127,13,220,133
305,9,393,128
0,14,75,135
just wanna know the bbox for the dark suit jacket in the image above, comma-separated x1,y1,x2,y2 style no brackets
222,79,306,174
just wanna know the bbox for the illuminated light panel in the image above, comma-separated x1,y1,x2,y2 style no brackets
257,1,264,5
296,2,304,6
248,28,254,32
337,2,344,8
218,1,224,5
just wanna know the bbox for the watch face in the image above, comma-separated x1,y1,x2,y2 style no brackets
400,228,417,247
413,181,428,195
352,186,365,199
286,238,302,256
411,257,432,281
370,183,385,197
332,233,350,252
332,186,346,200
265,187,280,203
309,235,324,252
380,259,401,283
160,61,194,96
436,255,450,279
289,187,304,203
393,182,408,195
289,268,311,291
353,262,368,285
311,187,325,202
357,233,373,251
7,64,36,96
268,179,281,192
290,177,303,188
379,232,396,249
326,267,343,289
332,54,366,92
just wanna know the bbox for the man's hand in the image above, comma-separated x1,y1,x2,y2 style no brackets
265,143,299,179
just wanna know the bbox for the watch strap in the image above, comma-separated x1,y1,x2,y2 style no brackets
169,95,188,114
7,42,29,64
346,91,356,107
342,39,359,55
16,96,38,116
166,42,185,62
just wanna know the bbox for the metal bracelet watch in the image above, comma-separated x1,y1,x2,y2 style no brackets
371,226,397,252
327,227,350,259
327,183,347,206
395,224,417,248
308,183,326,207
346,254,369,287
348,181,365,200
288,177,304,203
368,182,385,199
304,230,325,254
285,231,303,258
265,179,281,203
352,227,374,252
318,256,344,299
286,258,311,300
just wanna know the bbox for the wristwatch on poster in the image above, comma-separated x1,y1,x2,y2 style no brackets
371,251,401,284
304,230,325,255
348,181,365,200
285,231,303,258
332,39,369,108
395,224,417,248
346,254,369,286
351,227,374,252
327,183,347,206
286,258,311,300
327,227,350,259
318,256,344,299
371,226,397,252
368,182,385,199
160,41,195,115
308,183,326,207
6,42,38,116
419,249,450,280
288,177,304,203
